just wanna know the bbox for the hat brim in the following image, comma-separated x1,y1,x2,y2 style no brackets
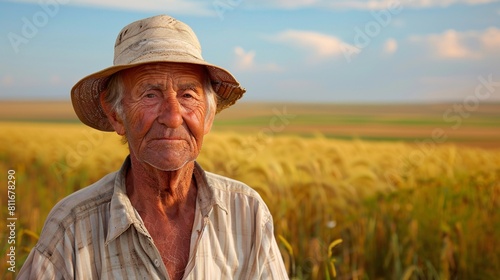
71,57,245,132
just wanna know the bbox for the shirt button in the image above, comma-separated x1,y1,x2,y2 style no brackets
154,259,160,267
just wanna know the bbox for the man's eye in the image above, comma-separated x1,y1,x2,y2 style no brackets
145,93,157,98
181,88,198,99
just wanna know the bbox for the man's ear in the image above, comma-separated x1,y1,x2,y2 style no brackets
203,108,215,135
100,92,126,136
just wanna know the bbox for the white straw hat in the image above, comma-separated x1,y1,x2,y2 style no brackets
71,15,246,131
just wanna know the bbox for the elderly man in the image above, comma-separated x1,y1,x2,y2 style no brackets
18,15,288,279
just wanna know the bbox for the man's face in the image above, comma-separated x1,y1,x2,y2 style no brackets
118,62,213,171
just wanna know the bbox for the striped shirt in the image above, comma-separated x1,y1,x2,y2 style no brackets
17,157,288,279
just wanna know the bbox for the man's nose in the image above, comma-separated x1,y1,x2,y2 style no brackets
158,95,183,128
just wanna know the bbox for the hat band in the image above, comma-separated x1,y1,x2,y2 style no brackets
114,38,203,65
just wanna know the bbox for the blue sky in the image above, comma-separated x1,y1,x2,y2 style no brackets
1,0,499,103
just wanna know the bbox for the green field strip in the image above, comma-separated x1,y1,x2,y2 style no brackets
275,132,500,143
214,114,500,127
294,115,500,127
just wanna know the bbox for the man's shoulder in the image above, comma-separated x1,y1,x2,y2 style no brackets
204,171,261,198
40,171,118,235
55,171,116,210
203,172,272,214
202,171,274,229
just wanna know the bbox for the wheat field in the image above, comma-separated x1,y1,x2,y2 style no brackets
1,121,499,279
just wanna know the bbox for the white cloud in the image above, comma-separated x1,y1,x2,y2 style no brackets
264,0,319,9
1,75,14,87
410,27,500,59
384,38,398,54
334,0,500,10
233,47,281,72
325,0,405,10
272,30,356,61
244,0,499,10
481,27,500,49
9,0,213,16
9,0,498,16
426,30,474,59
234,47,255,70
49,75,62,85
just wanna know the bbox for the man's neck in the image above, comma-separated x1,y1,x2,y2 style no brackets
126,155,198,219
125,155,198,280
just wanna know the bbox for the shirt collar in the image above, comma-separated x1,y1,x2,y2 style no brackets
193,161,228,216
106,157,148,245
106,157,227,244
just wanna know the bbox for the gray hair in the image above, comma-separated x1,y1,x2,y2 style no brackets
102,70,218,124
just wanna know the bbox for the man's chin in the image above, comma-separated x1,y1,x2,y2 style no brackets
144,157,194,172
